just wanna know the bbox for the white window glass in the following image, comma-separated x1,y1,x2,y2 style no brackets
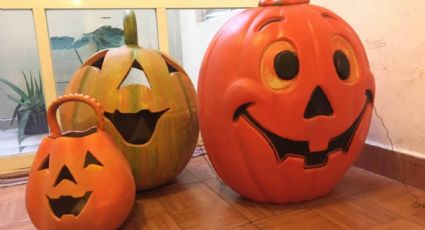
167,9,244,88
0,10,47,156
46,9,159,96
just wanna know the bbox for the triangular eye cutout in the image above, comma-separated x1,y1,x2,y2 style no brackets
166,62,178,74
84,151,103,168
90,56,105,69
160,54,179,74
118,60,151,89
38,154,50,171
86,50,108,70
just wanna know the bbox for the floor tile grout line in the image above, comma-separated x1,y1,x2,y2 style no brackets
304,194,359,230
306,193,406,230
199,179,257,228
149,194,184,230
340,176,425,216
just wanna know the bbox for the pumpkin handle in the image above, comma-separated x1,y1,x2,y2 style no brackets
47,94,105,138
124,10,138,46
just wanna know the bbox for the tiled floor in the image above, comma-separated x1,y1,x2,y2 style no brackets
1,155,425,229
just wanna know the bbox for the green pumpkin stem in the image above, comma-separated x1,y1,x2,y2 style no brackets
124,10,138,46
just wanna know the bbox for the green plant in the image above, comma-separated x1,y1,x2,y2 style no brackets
50,25,124,64
0,71,46,145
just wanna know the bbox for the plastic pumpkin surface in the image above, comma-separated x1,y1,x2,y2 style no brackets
198,0,375,203
26,94,135,230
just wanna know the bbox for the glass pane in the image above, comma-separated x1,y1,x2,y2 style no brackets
167,9,244,88
46,9,159,96
0,10,47,156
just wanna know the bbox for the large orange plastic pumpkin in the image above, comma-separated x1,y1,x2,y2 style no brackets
198,0,375,203
60,11,199,191
26,94,135,230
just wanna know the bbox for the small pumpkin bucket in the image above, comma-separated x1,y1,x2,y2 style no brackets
26,94,135,230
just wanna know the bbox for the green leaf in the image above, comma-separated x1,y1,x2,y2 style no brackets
17,109,31,145
34,74,40,96
0,78,29,101
50,36,75,50
79,26,124,50
9,104,21,127
29,74,35,97
22,71,31,96
37,71,43,95
72,36,90,49
7,95,28,108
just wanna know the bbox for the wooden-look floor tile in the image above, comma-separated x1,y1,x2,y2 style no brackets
255,209,344,230
203,178,300,221
407,208,425,227
298,187,350,208
0,185,26,201
126,198,167,220
356,182,425,217
172,168,199,185
0,220,35,230
185,156,218,181
229,223,261,230
121,214,180,230
337,167,394,195
0,198,30,227
310,196,401,229
369,218,425,230
4,157,425,230
156,183,249,229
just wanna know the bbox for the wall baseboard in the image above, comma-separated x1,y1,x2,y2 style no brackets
355,144,425,190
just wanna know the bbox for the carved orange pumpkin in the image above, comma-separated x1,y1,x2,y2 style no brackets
60,11,198,191
198,0,375,203
26,94,135,230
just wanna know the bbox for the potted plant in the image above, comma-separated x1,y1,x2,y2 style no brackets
0,71,48,145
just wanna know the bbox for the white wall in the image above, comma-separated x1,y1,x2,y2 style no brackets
311,0,425,156
175,2,425,157
174,9,243,88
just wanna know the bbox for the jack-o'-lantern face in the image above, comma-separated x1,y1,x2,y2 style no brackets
26,133,135,229
37,146,103,219
198,0,375,203
26,95,135,230
60,11,199,191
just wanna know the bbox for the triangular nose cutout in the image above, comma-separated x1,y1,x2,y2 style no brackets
54,165,77,186
304,87,333,119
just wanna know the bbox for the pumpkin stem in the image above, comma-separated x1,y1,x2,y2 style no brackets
124,10,138,46
259,0,309,6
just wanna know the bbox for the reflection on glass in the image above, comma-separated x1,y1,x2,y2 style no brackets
0,10,47,156
46,9,159,96
167,9,244,88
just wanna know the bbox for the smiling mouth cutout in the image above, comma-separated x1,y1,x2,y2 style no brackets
105,109,169,145
233,90,373,168
48,191,92,218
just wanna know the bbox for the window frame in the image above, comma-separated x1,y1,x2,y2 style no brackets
0,0,257,175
